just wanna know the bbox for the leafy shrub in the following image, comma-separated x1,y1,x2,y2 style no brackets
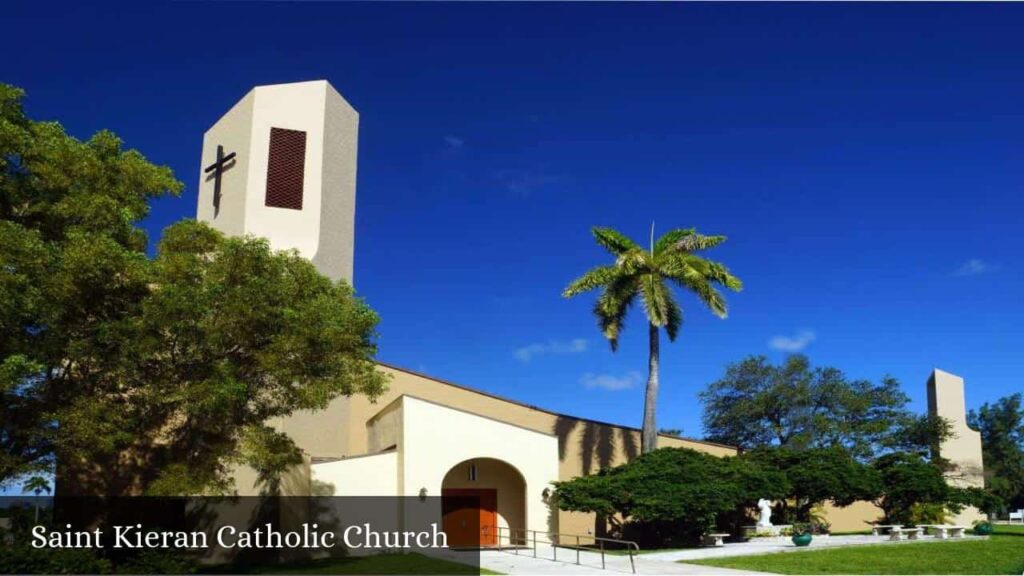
790,522,813,536
908,502,947,525
972,521,993,535
0,545,113,574
114,550,196,574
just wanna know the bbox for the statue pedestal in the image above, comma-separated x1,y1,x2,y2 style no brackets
743,525,793,538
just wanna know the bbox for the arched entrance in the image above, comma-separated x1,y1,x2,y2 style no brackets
441,458,526,548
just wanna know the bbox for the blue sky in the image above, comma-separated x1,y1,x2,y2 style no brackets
3,2,1022,440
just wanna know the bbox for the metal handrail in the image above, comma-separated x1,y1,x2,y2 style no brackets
484,525,639,574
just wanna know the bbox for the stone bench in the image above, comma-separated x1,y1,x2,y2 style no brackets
703,533,730,547
889,527,922,541
871,524,903,536
919,525,967,539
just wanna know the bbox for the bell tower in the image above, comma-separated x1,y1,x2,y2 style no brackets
197,80,358,284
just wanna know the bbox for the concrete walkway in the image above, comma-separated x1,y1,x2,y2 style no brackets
439,547,767,575
641,534,988,562
435,533,986,574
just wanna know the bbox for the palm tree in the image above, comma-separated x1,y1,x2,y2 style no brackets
563,225,742,453
22,476,51,523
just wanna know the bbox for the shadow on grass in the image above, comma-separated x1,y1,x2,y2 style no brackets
199,553,481,575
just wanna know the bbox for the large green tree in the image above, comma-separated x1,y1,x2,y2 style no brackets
553,447,786,545
0,84,387,495
563,226,741,452
700,354,944,459
969,393,1024,511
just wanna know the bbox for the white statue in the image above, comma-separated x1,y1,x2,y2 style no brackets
757,498,773,527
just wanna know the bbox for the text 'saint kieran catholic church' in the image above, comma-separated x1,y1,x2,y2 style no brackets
197,80,986,545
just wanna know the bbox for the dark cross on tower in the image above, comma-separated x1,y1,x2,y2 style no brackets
204,145,236,217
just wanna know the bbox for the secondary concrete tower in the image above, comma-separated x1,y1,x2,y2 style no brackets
927,369,986,524
197,80,358,284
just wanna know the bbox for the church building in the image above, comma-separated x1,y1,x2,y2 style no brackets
197,80,985,546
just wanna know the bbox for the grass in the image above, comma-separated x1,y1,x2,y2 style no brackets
687,525,1024,575
201,552,501,575
993,523,1024,535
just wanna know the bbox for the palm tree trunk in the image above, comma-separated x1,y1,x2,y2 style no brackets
642,322,659,453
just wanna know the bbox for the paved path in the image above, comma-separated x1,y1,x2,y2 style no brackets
435,534,986,574
640,533,987,562
439,548,767,575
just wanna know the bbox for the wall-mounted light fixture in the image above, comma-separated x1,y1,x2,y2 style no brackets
541,487,551,501
419,487,428,501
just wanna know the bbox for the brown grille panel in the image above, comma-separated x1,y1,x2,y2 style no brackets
265,127,307,210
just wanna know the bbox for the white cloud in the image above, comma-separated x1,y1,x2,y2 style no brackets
954,259,994,277
579,371,643,391
443,135,465,148
768,330,816,352
514,338,588,362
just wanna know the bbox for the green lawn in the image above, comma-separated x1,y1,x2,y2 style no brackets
201,552,500,575
688,526,1024,575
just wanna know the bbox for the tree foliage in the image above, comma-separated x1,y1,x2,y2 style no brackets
700,354,947,459
969,393,1024,511
553,447,786,544
743,447,882,522
0,84,387,495
563,226,741,452
873,452,951,524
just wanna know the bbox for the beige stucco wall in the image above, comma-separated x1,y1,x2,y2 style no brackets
315,82,358,284
399,396,560,540
245,82,326,271
366,400,402,453
311,451,398,497
197,90,253,237
821,500,884,533
279,399,351,462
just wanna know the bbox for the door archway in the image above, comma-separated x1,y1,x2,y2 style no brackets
441,458,526,548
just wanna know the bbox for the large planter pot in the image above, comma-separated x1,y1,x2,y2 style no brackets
973,522,993,536
791,533,813,547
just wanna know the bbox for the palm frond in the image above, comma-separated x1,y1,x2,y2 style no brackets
703,260,743,291
595,276,639,351
673,233,728,253
671,269,729,318
653,228,695,255
563,265,618,298
671,255,745,291
616,249,653,276
664,289,683,341
592,227,642,256
639,275,673,327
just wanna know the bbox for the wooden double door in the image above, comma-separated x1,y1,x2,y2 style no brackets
441,488,498,548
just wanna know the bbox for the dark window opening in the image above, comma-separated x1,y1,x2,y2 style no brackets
265,127,307,210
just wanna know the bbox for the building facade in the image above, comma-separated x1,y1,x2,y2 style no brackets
198,80,985,544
